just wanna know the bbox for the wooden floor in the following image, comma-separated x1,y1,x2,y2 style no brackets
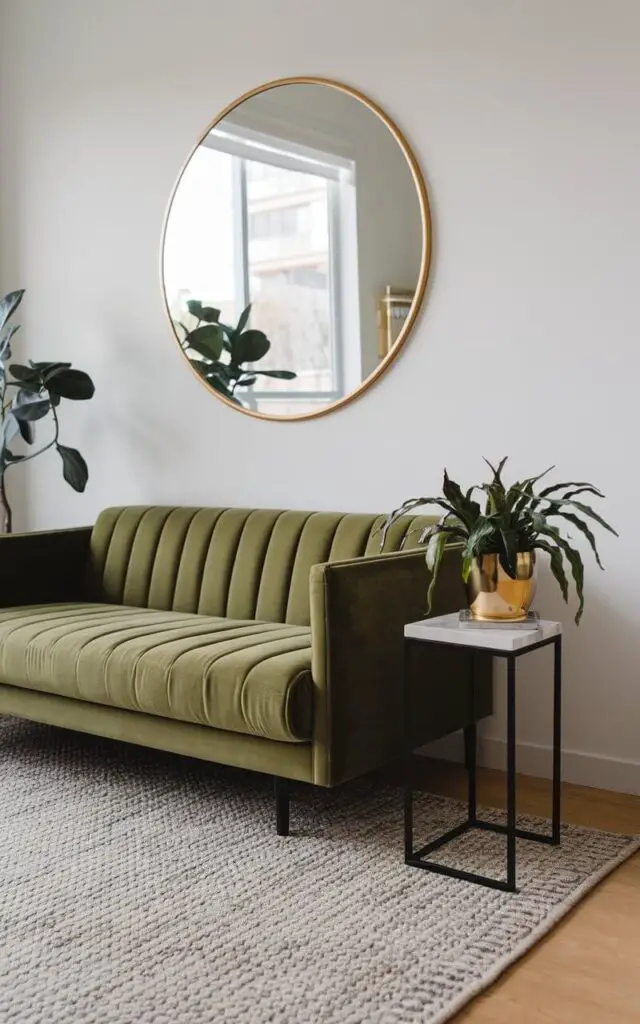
405,758,640,1023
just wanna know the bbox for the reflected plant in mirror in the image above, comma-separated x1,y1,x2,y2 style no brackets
162,77,430,420
175,299,296,406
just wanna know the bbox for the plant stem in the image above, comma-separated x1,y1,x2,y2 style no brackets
0,473,12,533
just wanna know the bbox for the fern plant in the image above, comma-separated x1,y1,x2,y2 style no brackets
382,457,617,624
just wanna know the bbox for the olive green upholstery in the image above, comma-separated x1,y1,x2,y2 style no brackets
0,506,492,792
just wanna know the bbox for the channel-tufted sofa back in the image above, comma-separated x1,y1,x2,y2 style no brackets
88,506,431,626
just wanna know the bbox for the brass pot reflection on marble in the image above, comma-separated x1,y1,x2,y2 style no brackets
465,552,536,622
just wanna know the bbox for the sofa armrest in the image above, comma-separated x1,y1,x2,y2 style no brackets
309,546,492,787
0,527,93,607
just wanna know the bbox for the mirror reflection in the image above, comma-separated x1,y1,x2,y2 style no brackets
162,80,428,419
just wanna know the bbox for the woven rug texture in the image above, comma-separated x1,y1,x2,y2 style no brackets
0,718,637,1024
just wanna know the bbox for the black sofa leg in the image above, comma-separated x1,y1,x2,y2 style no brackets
274,776,290,836
463,725,475,773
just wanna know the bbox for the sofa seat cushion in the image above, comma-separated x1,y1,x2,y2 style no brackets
0,604,313,743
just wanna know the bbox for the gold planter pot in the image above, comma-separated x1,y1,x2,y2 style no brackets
465,552,536,622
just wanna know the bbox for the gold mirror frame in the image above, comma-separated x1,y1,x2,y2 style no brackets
160,76,432,422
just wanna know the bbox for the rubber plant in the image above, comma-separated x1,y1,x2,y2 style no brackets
0,289,95,533
382,457,618,624
175,300,296,405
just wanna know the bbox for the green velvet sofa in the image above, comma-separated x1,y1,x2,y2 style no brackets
0,505,492,833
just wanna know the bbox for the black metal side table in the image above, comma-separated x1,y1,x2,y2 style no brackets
404,613,562,893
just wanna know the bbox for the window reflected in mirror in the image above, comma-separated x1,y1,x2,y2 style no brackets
162,79,430,420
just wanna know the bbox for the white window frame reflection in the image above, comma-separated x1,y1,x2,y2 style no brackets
201,124,360,410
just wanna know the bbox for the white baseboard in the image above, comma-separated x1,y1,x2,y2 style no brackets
421,735,640,796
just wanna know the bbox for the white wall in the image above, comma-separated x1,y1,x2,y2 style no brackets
1,0,639,794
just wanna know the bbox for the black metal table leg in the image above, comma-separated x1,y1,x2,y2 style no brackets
467,653,477,826
404,639,414,862
552,635,562,845
506,654,517,892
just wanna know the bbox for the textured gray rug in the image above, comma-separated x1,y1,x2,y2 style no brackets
0,719,637,1024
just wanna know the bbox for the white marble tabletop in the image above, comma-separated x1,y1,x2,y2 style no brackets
404,613,562,652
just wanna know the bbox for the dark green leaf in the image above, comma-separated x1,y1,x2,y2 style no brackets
483,456,509,485
537,525,585,623
198,306,221,324
8,363,42,391
252,369,297,380
30,361,72,374
464,519,497,559
45,368,95,401
2,450,25,463
186,299,203,319
230,329,270,365
235,304,252,336
0,289,24,333
0,323,20,360
15,416,35,444
544,498,618,537
560,486,606,501
236,374,258,388
442,469,474,525
538,480,603,499
56,443,88,492
546,510,606,569
425,531,448,613
499,529,518,577
185,325,224,362
12,398,50,422
379,497,463,549
534,539,569,603
207,375,243,405
218,322,236,340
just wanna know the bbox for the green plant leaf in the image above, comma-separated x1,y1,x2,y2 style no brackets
231,329,270,365
538,480,603,499
186,299,204,319
31,360,72,374
185,325,224,362
534,539,569,603
235,304,252,336
44,368,95,401
545,510,606,569
8,363,42,391
464,519,497,559
236,374,258,388
0,290,24,333
56,443,88,492
442,469,479,527
197,306,221,324
543,498,618,537
15,416,35,444
499,528,518,577
0,323,20,360
252,369,297,380
560,486,606,501
218,322,236,340
2,450,25,464
379,497,464,549
425,531,448,613
11,398,50,422
537,525,585,623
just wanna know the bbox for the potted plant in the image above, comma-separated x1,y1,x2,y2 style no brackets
382,457,617,624
0,289,95,533
174,300,296,406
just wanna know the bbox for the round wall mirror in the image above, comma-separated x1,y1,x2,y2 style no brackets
162,77,431,421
